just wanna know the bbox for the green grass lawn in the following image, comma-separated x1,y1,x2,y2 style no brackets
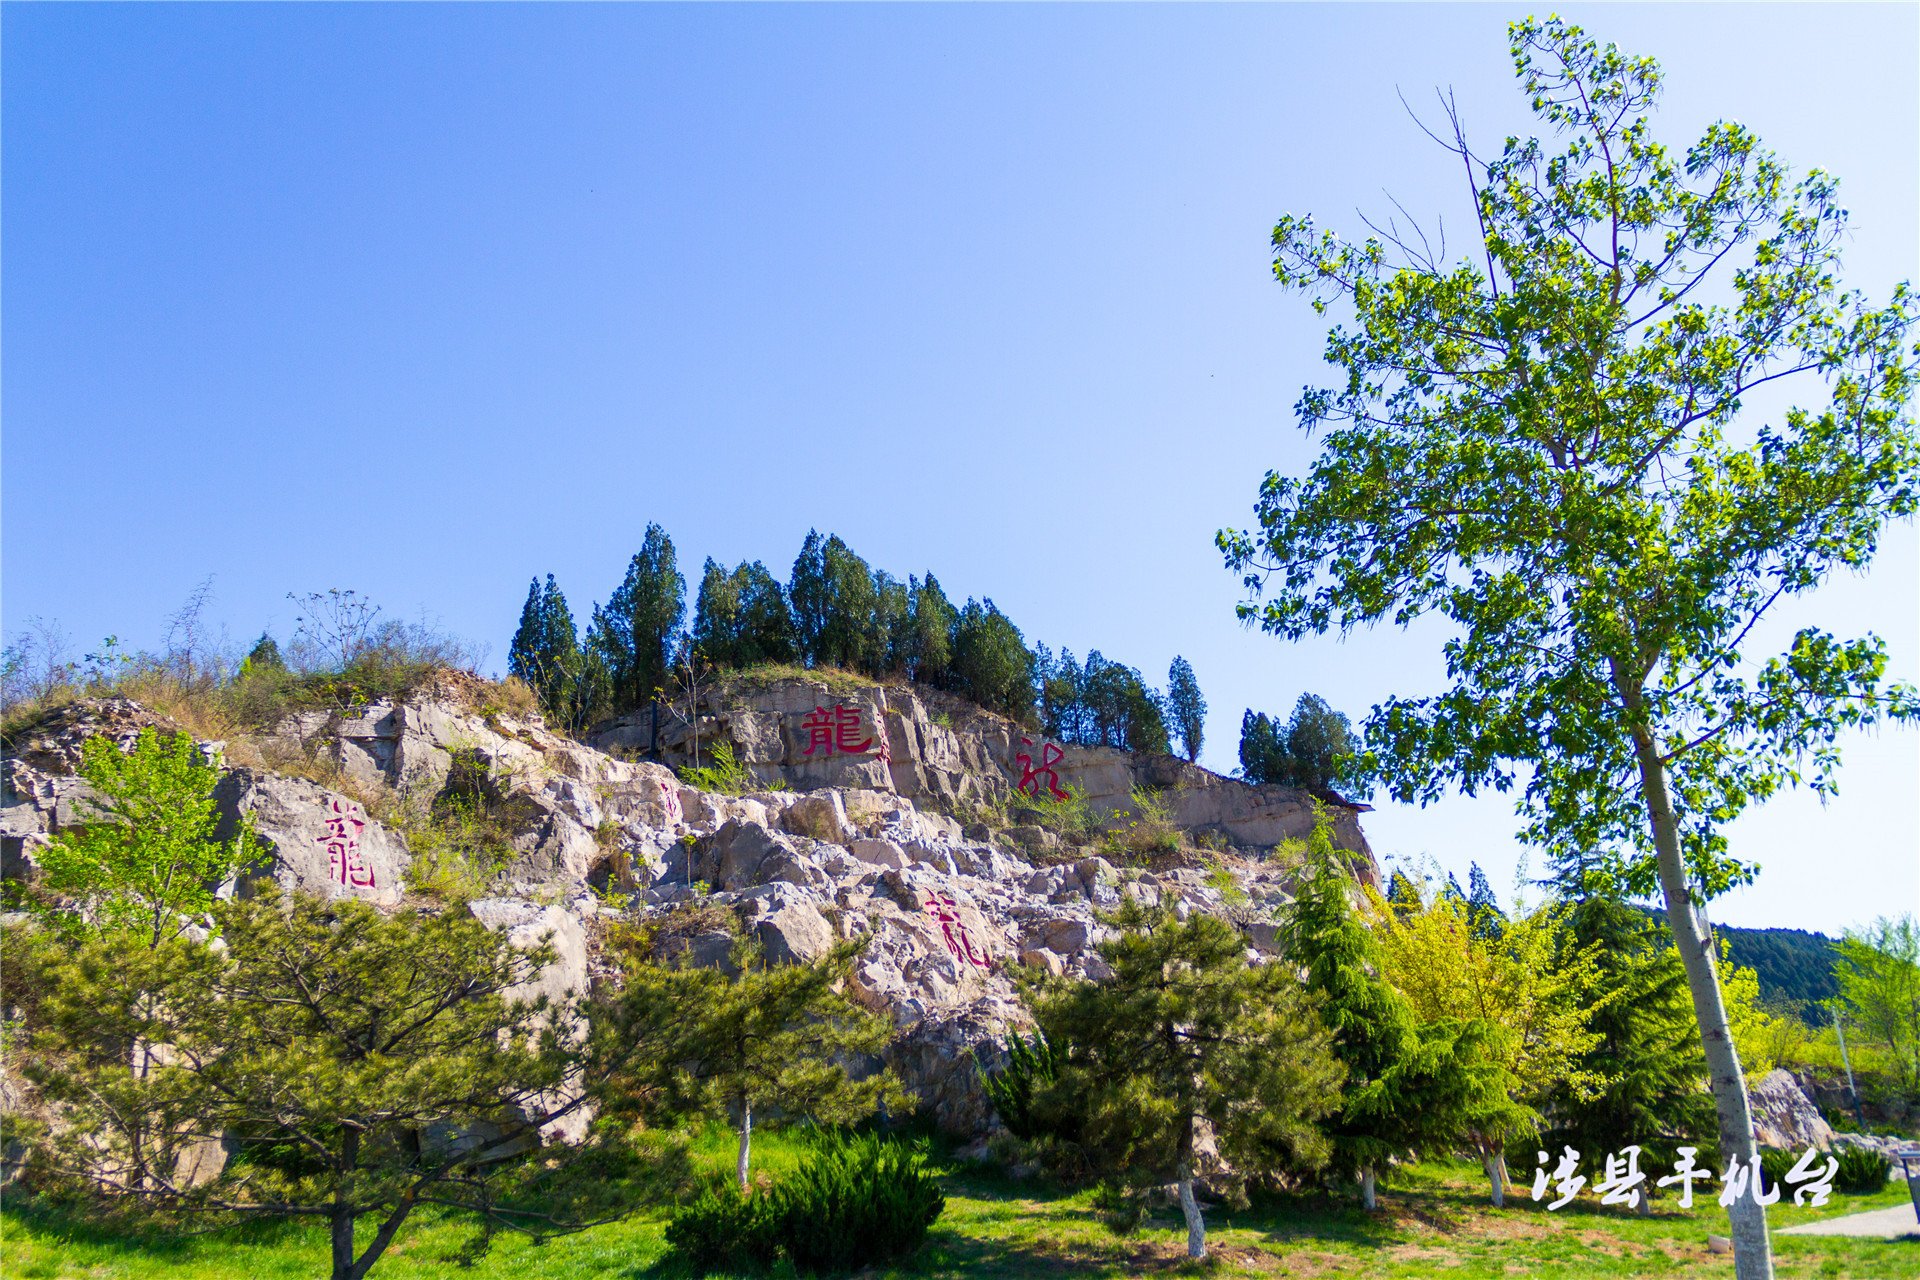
3,1130,1915,1279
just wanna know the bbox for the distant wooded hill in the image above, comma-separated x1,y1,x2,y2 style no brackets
1629,908,1838,1012
1719,923,1839,1011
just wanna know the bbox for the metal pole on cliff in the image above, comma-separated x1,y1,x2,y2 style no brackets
1832,1004,1865,1131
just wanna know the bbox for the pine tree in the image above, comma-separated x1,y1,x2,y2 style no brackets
670,936,905,1191
904,573,956,687
1285,817,1508,1208
1543,894,1716,1179
948,599,1035,722
10,888,691,1280
509,575,581,720
1024,898,1341,1259
1166,656,1206,763
595,524,685,713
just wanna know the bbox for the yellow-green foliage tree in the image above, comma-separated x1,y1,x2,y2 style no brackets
1366,884,1602,1204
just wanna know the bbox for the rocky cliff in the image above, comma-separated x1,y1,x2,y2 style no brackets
2,672,1379,1137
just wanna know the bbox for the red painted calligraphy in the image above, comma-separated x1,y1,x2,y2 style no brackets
923,890,991,969
321,798,375,889
800,704,875,757
1015,738,1069,801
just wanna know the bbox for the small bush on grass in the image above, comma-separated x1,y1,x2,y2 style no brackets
663,1131,944,1276
1835,1147,1892,1193
775,1131,945,1274
663,1184,783,1276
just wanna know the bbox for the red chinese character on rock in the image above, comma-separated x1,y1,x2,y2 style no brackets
923,891,991,969
1015,738,1069,801
321,798,375,889
800,704,874,757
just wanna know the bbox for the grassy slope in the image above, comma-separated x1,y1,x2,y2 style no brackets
4,1128,1914,1280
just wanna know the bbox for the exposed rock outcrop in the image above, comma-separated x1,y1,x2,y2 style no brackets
1750,1068,1837,1151
2,678,1372,1138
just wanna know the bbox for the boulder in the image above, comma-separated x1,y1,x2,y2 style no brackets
1750,1068,1837,1151
849,837,910,870
754,901,837,965
783,792,855,845
214,770,409,907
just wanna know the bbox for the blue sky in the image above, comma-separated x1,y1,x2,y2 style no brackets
5,4,1915,934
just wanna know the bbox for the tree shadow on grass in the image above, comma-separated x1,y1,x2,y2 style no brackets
1,1196,313,1259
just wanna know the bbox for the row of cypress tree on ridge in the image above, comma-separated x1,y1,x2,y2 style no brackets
507,523,1361,789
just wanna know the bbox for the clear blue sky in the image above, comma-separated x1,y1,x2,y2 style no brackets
5,4,1915,934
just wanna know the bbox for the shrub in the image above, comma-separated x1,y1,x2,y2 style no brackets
663,1132,944,1276
1097,786,1181,864
1835,1147,1892,1194
977,1030,1066,1142
679,741,763,795
663,1184,782,1275
773,1131,945,1274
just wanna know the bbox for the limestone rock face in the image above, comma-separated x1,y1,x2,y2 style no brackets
3,683,1382,1141
214,770,410,907
1749,1068,1836,1151
589,676,1378,874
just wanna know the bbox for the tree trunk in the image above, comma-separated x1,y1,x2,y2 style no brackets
331,1197,355,1280
1626,722,1773,1280
1361,1166,1377,1211
1176,1162,1206,1260
1481,1147,1507,1207
736,1096,752,1193
330,1131,360,1280
1636,1185,1653,1217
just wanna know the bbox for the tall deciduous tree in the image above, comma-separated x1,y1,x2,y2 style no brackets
1221,18,1917,1273
1166,657,1207,763
1023,898,1341,1259
1834,915,1920,1097
594,524,686,713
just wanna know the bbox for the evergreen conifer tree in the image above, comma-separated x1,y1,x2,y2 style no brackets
1466,864,1507,940
904,574,956,687
1024,898,1341,1259
730,561,799,667
948,599,1035,722
508,576,581,720
788,530,830,664
1544,894,1717,1180
1285,818,1509,1208
594,525,685,713
1238,710,1288,784
691,559,742,669
1166,656,1206,763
